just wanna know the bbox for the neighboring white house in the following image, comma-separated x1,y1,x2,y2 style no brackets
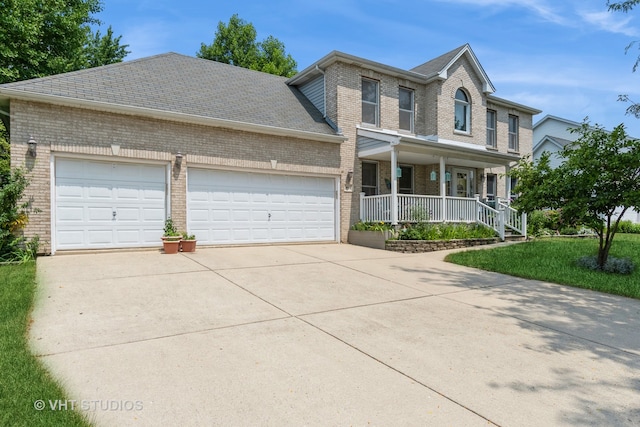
533,115,640,223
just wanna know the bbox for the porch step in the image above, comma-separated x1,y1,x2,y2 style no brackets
504,233,526,242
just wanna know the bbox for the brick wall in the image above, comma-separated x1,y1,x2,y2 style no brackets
10,100,342,252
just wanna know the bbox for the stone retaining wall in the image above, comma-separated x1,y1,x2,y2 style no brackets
385,238,499,253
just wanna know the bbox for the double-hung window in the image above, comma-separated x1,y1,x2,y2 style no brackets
486,174,497,201
361,161,378,196
361,78,379,126
399,87,414,132
486,109,497,148
508,114,519,151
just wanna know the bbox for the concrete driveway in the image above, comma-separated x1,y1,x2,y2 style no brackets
31,244,640,426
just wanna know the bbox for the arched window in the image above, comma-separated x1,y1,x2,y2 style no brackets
454,88,470,133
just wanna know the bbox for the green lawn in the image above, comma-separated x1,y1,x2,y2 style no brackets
0,262,90,427
445,234,640,299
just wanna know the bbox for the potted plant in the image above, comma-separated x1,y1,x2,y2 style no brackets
180,232,197,252
162,217,181,254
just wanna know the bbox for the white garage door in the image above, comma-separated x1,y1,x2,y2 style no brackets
55,158,166,250
188,169,336,244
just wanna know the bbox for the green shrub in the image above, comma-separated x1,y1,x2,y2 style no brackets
398,222,496,241
350,221,394,232
618,220,640,234
0,168,40,262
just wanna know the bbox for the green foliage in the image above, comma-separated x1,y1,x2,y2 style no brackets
0,121,9,185
511,121,640,267
618,220,640,233
350,221,394,232
0,168,39,262
181,232,196,240
0,0,128,84
398,223,496,241
83,26,130,68
163,217,179,236
0,262,91,426
197,14,297,77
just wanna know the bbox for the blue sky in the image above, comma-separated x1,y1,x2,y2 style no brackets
95,0,640,136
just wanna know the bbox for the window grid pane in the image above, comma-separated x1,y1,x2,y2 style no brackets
454,89,470,133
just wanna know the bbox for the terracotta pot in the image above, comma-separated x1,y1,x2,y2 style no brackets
180,240,197,252
162,239,181,254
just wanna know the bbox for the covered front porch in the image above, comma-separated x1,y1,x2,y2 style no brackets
356,127,527,240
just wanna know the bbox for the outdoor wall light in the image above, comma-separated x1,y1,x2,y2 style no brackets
346,170,353,186
445,171,451,182
27,136,37,157
175,152,183,167
430,170,437,181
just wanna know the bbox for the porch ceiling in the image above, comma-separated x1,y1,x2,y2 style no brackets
357,128,520,169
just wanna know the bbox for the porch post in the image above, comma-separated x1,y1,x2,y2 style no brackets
439,156,446,221
391,147,398,225
505,165,511,204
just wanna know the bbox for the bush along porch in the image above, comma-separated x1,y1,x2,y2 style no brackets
349,221,501,253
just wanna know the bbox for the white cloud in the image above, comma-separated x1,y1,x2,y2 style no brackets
436,0,567,24
578,10,640,37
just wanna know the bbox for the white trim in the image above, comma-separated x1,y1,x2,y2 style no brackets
185,166,340,244
0,89,347,145
51,154,170,252
49,154,56,255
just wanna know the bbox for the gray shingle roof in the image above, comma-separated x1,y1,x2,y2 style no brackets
410,44,468,77
0,53,335,136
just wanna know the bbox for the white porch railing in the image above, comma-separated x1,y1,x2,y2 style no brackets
498,199,527,238
360,193,527,241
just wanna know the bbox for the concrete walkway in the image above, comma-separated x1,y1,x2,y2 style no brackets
31,244,640,426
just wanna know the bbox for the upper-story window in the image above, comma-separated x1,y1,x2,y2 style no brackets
508,114,519,151
486,109,497,148
454,88,470,133
398,87,414,132
361,78,379,126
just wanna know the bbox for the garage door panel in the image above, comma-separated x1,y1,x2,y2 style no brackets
187,168,336,245
55,158,166,250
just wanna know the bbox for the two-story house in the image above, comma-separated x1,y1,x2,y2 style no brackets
0,44,539,254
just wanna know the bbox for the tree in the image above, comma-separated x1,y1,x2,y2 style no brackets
0,0,129,84
83,26,130,68
510,121,640,268
197,14,297,77
608,1,640,117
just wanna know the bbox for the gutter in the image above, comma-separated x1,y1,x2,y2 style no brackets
0,89,347,145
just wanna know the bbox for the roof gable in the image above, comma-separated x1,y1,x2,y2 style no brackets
410,44,495,94
0,53,337,138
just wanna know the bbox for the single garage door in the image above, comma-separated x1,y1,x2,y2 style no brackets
188,169,336,244
55,158,166,250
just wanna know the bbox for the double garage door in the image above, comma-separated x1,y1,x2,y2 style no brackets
54,159,336,250
188,169,336,245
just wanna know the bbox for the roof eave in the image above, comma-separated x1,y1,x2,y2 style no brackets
287,51,428,86
0,89,346,144
487,95,542,115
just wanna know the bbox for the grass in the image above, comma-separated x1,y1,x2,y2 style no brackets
445,234,640,299
0,262,90,427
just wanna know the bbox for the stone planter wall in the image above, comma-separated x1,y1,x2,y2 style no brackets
385,238,499,253
348,230,395,250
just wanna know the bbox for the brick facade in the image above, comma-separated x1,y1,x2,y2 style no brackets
11,100,342,253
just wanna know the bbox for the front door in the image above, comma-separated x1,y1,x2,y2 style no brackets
453,169,474,198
